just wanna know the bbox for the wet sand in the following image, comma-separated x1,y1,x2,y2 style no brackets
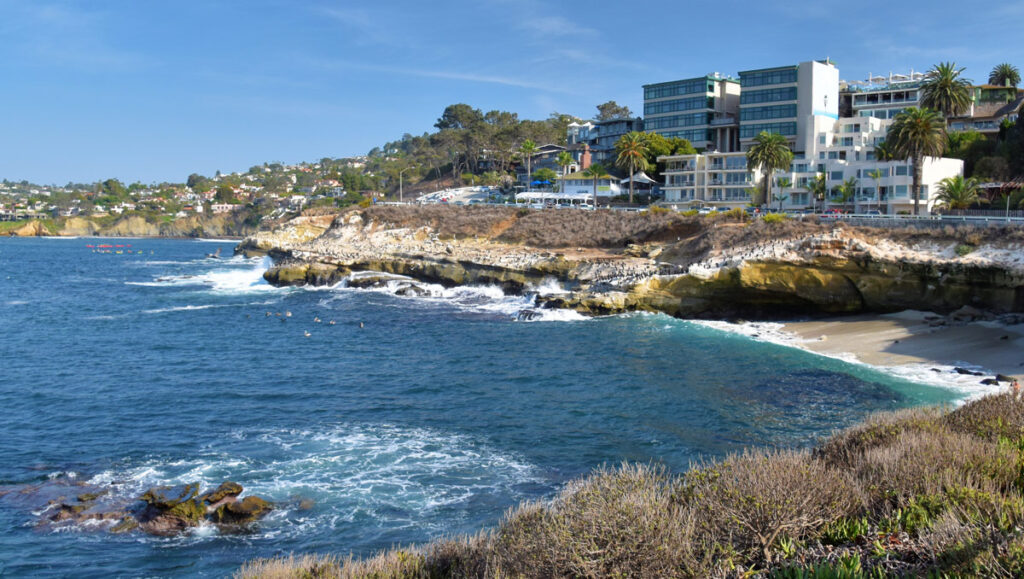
784,311,1024,381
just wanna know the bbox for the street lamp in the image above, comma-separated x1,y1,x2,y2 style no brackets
399,166,413,203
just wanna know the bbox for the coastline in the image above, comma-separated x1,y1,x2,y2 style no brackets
782,311,1024,382
696,310,1024,401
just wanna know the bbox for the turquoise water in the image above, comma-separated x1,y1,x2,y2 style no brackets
0,237,958,576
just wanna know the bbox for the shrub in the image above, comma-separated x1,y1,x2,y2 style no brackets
944,392,1024,443
491,463,705,578
647,205,672,215
814,406,946,471
762,213,788,224
955,243,976,256
679,449,862,566
682,209,699,217
853,429,1020,509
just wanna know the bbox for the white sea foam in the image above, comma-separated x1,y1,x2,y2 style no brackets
127,256,278,295
689,319,1002,401
335,272,586,322
78,424,544,541
141,304,223,315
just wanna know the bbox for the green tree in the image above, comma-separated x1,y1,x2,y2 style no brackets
582,163,609,209
533,168,558,189
595,101,633,121
101,178,126,197
556,151,573,191
867,169,884,211
615,132,651,204
989,63,1021,87
886,107,947,215
775,177,791,211
935,175,980,209
808,173,828,212
214,184,235,203
746,131,793,207
519,139,538,189
973,156,1010,181
921,62,973,121
874,141,895,162
832,177,858,210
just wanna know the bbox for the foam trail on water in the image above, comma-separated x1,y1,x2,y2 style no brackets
334,272,587,322
75,424,546,541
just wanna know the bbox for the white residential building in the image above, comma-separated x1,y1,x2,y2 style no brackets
843,71,925,120
661,116,962,214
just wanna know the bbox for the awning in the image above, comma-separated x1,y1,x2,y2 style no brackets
620,171,659,185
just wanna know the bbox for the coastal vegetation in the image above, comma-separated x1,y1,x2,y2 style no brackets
746,132,794,207
237,391,1024,578
885,108,947,215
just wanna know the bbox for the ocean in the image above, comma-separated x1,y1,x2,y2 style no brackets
0,237,964,577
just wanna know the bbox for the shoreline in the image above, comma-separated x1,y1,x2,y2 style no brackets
696,310,1024,400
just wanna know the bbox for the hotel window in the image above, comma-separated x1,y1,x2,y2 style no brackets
895,166,908,176
841,137,854,146
740,87,798,105
830,171,844,180
741,68,798,87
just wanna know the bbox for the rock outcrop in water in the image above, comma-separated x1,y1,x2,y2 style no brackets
3,477,272,536
238,208,1024,319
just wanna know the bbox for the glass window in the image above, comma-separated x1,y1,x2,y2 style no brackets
740,86,798,105
895,166,908,176
740,68,798,87
643,96,708,116
644,79,713,100
819,134,826,145
830,171,844,180
739,121,797,139
740,104,797,121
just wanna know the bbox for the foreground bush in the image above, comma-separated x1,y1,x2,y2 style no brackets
239,392,1024,578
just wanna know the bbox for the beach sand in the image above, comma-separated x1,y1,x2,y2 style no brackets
783,311,1024,382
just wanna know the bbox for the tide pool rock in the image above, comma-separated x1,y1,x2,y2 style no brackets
211,495,272,524
198,481,243,504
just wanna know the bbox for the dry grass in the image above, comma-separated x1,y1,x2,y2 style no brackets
235,553,341,578
491,463,705,578
238,392,1024,578
813,406,947,471
945,391,1024,442
680,449,862,566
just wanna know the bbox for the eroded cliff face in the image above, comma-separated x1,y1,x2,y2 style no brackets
6,213,259,238
244,212,1024,319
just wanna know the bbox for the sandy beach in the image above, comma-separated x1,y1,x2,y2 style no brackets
783,310,1024,382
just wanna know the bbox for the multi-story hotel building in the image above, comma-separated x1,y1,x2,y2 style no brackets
843,71,925,120
642,74,741,152
738,60,839,155
661,114,962,214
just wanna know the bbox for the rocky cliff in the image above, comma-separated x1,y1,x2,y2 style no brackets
6,212,260,238
240,209,1024,319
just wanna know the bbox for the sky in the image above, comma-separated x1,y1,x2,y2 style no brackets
2,0,1022,185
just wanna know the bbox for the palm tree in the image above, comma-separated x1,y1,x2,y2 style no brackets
775,177,792,211
809,173,828,212
519,139,538,190
834,177,858,211
989,63,1021,87
936,175,980,210
921,62,973,121
555,151,573,192
867,169,884,212
874,141,895,162
615,132,650,204
886,108,947,215
582,163,609,209
746,131,793,207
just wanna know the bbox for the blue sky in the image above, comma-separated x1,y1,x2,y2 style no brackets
2,0,1022,185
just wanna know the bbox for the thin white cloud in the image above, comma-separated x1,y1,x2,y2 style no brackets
303,57,578,94
1,2,148,71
